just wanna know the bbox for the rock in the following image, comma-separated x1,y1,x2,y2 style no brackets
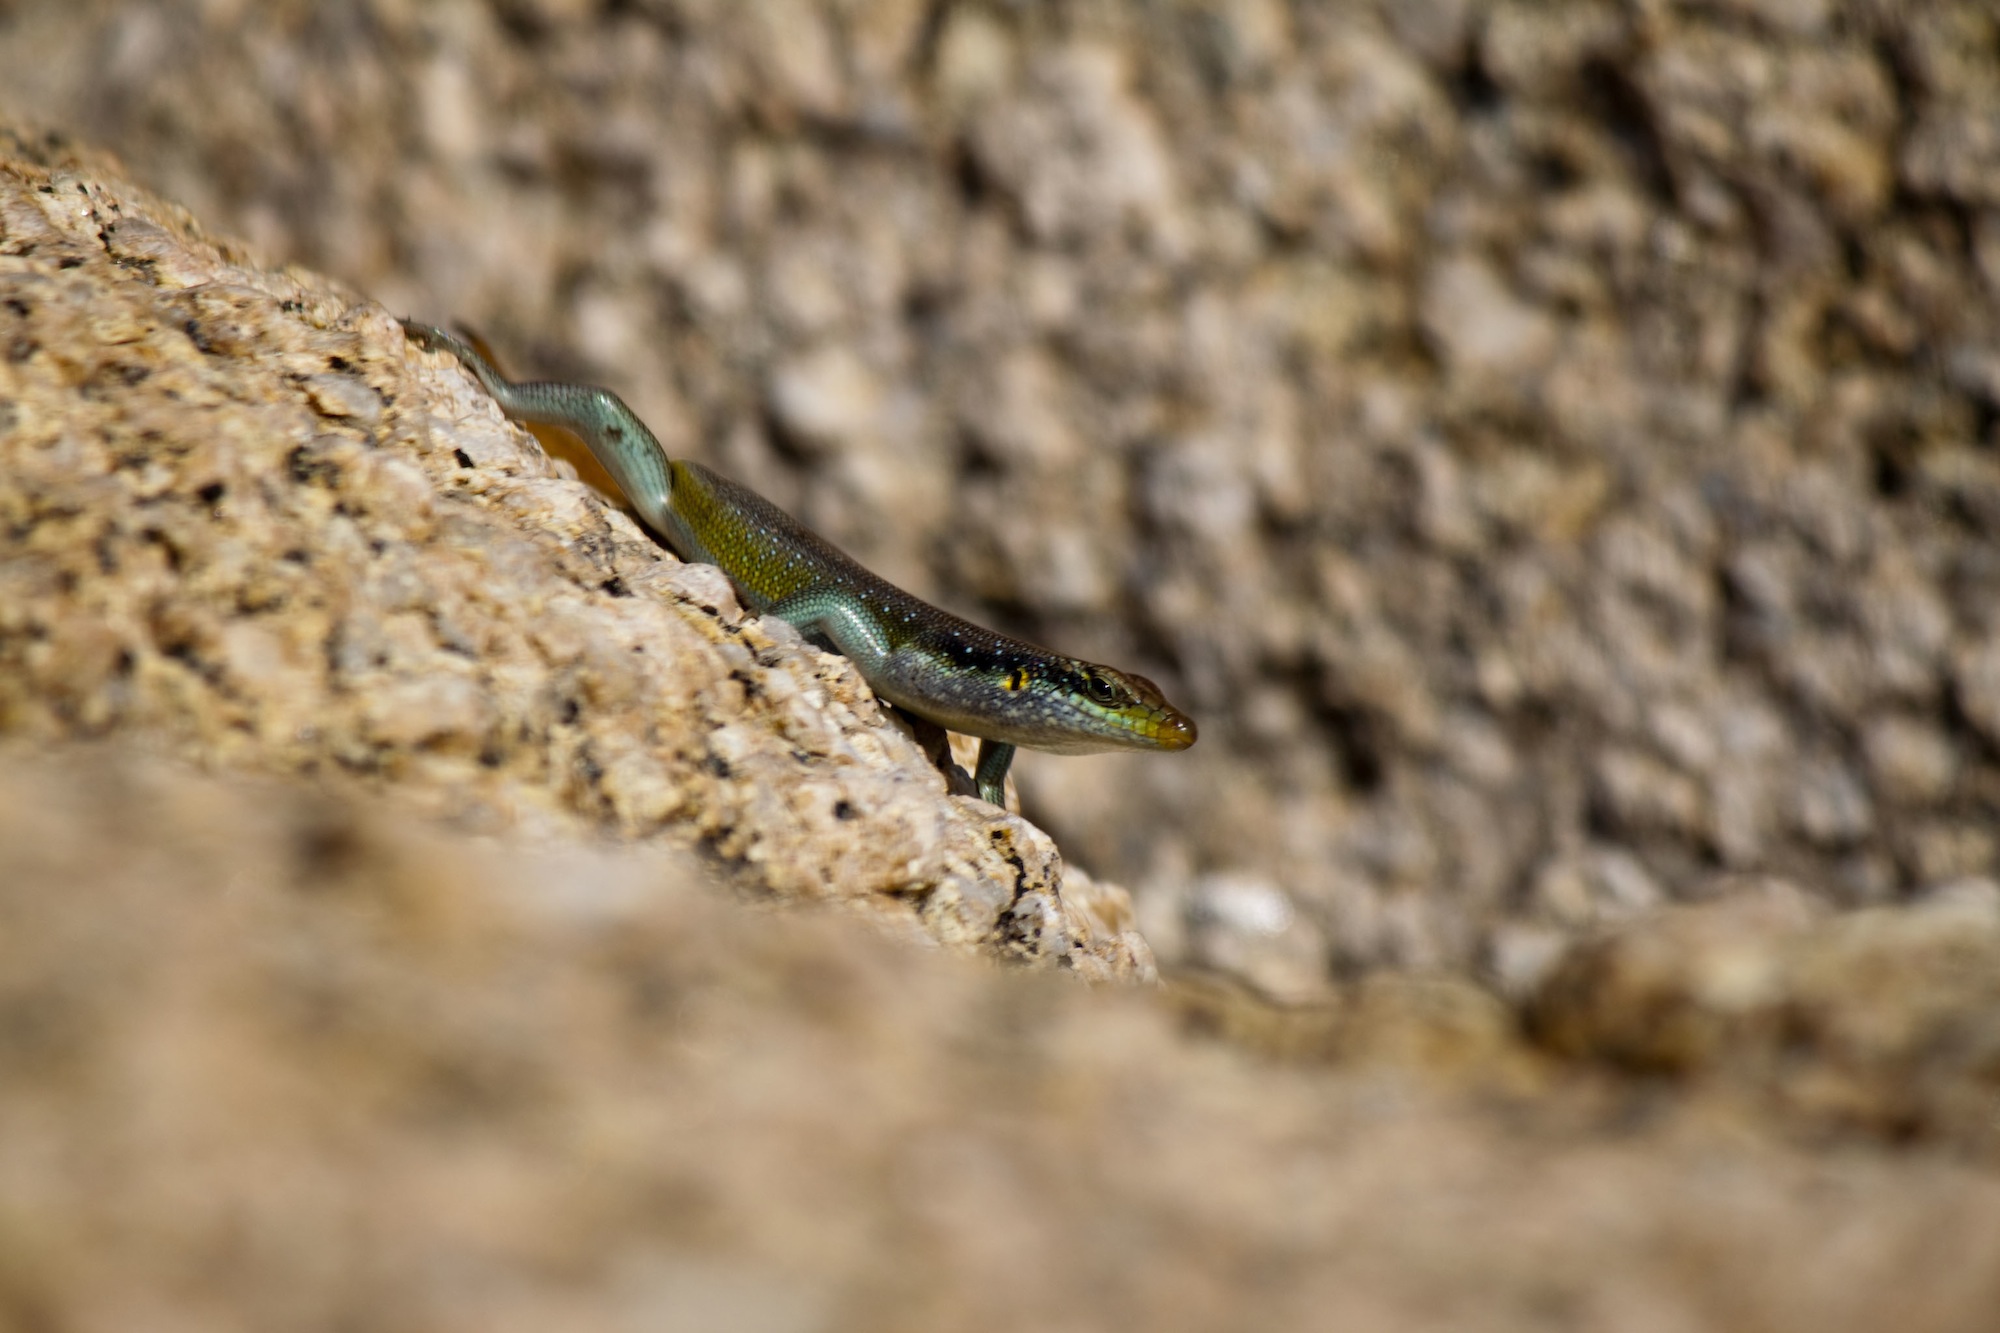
1181,870,1332,1004
1530,891,2000,1152
1419,254,1559,377
9,3,2000,1320
1862,714,1959,805
0,131,1144,978
1529,846,1666,927
2,743,1999,1331
764,344,882,456
967,43,1179,247
11,0,2000,974
1951,634,2000,747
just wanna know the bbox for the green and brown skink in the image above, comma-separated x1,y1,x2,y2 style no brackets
400,320,1195,806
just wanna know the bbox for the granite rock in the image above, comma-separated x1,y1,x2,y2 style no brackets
10,1,2000,983
4,8,2000,1322
1531,886,2000,1153
3,743,1999,1332
0,128,1150,978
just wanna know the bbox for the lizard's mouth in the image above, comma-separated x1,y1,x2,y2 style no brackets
1151,707,1197,751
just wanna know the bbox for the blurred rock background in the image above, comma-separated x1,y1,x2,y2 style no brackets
7,0,2000,995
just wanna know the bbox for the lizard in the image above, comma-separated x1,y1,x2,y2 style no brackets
399,320,1196,807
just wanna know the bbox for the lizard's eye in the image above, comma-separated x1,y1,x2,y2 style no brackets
1081,671,1122,708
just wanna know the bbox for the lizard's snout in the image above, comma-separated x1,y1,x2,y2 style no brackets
1153,706,1197,751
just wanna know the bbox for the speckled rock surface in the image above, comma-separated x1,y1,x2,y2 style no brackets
5,1,1998,986
6,743,2000,1333
0,127,1150,978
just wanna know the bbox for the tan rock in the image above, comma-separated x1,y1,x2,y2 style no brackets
1530,891,2000,1152
1,743,1997,1332
0,132,1145,977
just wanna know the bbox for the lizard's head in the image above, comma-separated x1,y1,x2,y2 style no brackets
990,658,1197,755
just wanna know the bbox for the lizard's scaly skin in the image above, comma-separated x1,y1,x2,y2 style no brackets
401,320,1195,805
